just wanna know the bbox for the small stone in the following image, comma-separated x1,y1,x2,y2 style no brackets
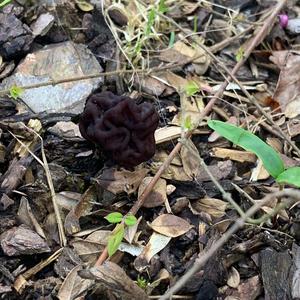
1,41,103,114
31,13,55,36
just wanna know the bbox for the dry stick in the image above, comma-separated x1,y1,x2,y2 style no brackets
159,189,300,300
94,0,286,267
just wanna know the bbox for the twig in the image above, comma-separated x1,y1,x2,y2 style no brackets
0,54,205,97
159,189,300,300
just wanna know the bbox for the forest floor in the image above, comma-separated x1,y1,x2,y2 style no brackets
1,0,300,299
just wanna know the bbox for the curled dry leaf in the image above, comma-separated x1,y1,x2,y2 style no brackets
78,262,148,300
48,121,83,140
138,176,167,208
57,265,93,300
72,230,110,264
151,151,191,181
124,216,142,243
181,138,201,179
224,275,262,300
64,185,97,235
159,41,210,75
250,159,269,181
171,94,205,128
270,51,300,118
149,214,192,237
134,232,171,272
190,197,228,219
227,266,240,288
17,196,46,239
95,167,148,194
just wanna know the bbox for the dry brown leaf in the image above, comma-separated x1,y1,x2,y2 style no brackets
57,265,93,300
48,121,83,140
171,94,205,128
159,41,210,75
190,197,228,218
196,160,234,182
224,275,262,300
78,262,148,300
72,230,111,264
250,159,270,181
152,151,191,181
134,75,169,96
64,185,97,235
13,119,42,157
134,232,171,272
287,119,300,137
149,214,192,237
270,51,300,118
211,147,256,163
181,138,201,179
95,167,148,194
138,176,167,208
266,137,283,153
17,196,46,239
124,216,142,244
227,266,240,288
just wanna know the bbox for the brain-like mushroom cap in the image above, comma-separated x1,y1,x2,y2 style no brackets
79,92,159,168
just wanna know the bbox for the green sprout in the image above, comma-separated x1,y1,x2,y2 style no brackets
136,275,148,290
105,212,137,257
9,85,24,100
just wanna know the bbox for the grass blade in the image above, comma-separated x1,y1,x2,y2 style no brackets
276,167,300,187
208,120,285,178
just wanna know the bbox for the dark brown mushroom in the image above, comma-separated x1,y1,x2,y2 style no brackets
79,91,159,168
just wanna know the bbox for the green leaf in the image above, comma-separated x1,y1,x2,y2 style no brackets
184,115,192,131
276,167,300,187
107,223,125,257
185,81,199,96
145,8,156,36
0,0,12,8
235,46,245,62
193,16,198,33
207,120,285,178
9,85,24,100
169,31,175,47
124,214,137,226
105,212,123,224
158,0,168,13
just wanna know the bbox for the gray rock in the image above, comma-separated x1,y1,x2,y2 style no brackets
0,4,33,59
1,41,103,114
31,12,55,36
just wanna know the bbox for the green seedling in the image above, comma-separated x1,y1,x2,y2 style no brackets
208,120,300,187
136,275,148,290
158,0,168,14
9,85,24,100
184,81,200,97
105,212,137,257
235,46,245,62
